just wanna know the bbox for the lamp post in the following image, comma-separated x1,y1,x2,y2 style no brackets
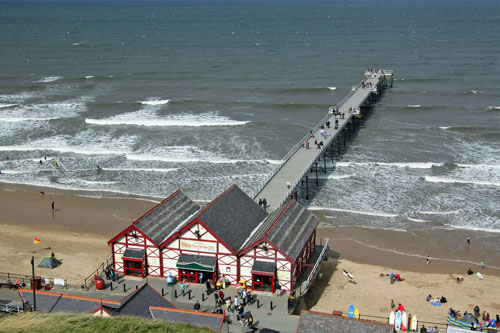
31,256,36,311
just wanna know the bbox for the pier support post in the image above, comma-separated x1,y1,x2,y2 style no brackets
337,138,341,155
315,163,319,186
343,129,346,147
306,176,309,200
324,151,327,174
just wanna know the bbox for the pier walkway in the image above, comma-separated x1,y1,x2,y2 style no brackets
252,70,393,211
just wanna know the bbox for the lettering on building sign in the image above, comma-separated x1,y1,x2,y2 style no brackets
180,239,216,253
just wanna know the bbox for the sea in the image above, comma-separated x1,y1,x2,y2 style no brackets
0,0,499,260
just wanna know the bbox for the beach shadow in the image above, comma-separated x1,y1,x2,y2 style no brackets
303,255,338,309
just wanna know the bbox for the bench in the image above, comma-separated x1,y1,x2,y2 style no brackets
332,310,343,316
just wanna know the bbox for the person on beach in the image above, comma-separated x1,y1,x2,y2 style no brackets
51,201,55,211
481,260,485,269
420,324,427,333
466,237,471,245
426,256,430,264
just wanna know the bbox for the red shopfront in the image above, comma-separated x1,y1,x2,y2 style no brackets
176,254,217,284
122,249,146,278
251,261,275,293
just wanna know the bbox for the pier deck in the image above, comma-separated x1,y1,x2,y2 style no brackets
253,70,392,211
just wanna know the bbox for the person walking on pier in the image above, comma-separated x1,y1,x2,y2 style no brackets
286,181,291,189
258,198,263,207
262,198,267,212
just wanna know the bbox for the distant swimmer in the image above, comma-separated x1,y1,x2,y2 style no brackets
55,162,59,167
39,160,43,165
97,165,101,170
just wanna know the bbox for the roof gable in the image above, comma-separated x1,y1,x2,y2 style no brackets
134,190,200,245
196,185,268,251
117,284,175,318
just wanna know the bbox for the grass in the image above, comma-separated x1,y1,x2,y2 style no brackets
0,312,216,333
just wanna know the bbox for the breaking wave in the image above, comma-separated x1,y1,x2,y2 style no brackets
308,207,398,218
424,176,500,187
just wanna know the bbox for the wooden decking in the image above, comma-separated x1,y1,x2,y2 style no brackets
253,70,392,211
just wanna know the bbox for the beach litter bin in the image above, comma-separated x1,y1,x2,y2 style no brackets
30,276,42,290
95,279,105,290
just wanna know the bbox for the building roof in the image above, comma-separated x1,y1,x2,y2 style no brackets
251,261,276,274
123,248,145,259
135,190,200,245
266,200,319,260
297,311,392,333
150,306,224,332
19,289,119,314
177,254,217,272
114,284,175,318
196,185,268,252
240,199,319,260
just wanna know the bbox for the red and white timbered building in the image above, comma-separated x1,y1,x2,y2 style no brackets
108,185,319,292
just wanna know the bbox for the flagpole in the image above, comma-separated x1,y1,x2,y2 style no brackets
31,255,36,311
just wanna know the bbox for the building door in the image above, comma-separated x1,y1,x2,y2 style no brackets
124,259,144,277
252,273,274,292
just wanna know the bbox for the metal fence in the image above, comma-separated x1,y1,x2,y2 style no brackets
82,256,112,290
0,302,23,314
0,272,67,289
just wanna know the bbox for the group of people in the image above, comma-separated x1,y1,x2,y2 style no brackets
103,266,117,281
211,290,255,329
419,324,440,332
257,198,267,212
426,294,447,304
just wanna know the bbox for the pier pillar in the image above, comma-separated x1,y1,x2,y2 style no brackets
324,151,327,174
337,138,341,155
343,129,346,147
315,163,319,186
306,176,309,200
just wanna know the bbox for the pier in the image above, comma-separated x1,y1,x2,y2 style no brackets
252,70,393,211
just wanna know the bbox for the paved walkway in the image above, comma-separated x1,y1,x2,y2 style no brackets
1,277,299,332
254,72,388,211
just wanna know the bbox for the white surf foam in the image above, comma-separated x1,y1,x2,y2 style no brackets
86,111,250,127
84,75,94,79
443,224,500,234
125,152,275,165
456,163,500,169
35,76,62,83
102,167,179,173
419,210,459,215
424,175,500,187
335,161,443,169
328,87,337,91
140,98,170,106
327,174,352,180
0,103,16,109
0,116,58,122
308,207,398,218
407,104,421,108
439,126,451,130
0,144,126,156
488,106,500,110
407,217,427,223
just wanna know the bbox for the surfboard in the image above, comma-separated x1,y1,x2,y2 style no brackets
348,305,354,318
411,314,418,331
395,310,401,331
401,311,407,331
389,311,395,325
343,270,354,279
354,308,359,319
477,272,484,280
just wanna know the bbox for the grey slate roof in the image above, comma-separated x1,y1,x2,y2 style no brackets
115,284,175,318
252,261,276,274
123,248,145,259
135,190,200,245
266,200,319,260
197,185,267,252
297,311,392,333
20,290,113,314
150,307,224,332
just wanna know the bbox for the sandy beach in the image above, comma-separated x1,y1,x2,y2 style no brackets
1,184,499,325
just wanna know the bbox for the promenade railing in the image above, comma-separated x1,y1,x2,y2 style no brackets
82,255,112,290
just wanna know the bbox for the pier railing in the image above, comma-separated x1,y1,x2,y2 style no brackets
250,77,367,201
82,255,112,290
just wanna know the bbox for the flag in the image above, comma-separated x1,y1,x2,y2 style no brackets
34,237,40,244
